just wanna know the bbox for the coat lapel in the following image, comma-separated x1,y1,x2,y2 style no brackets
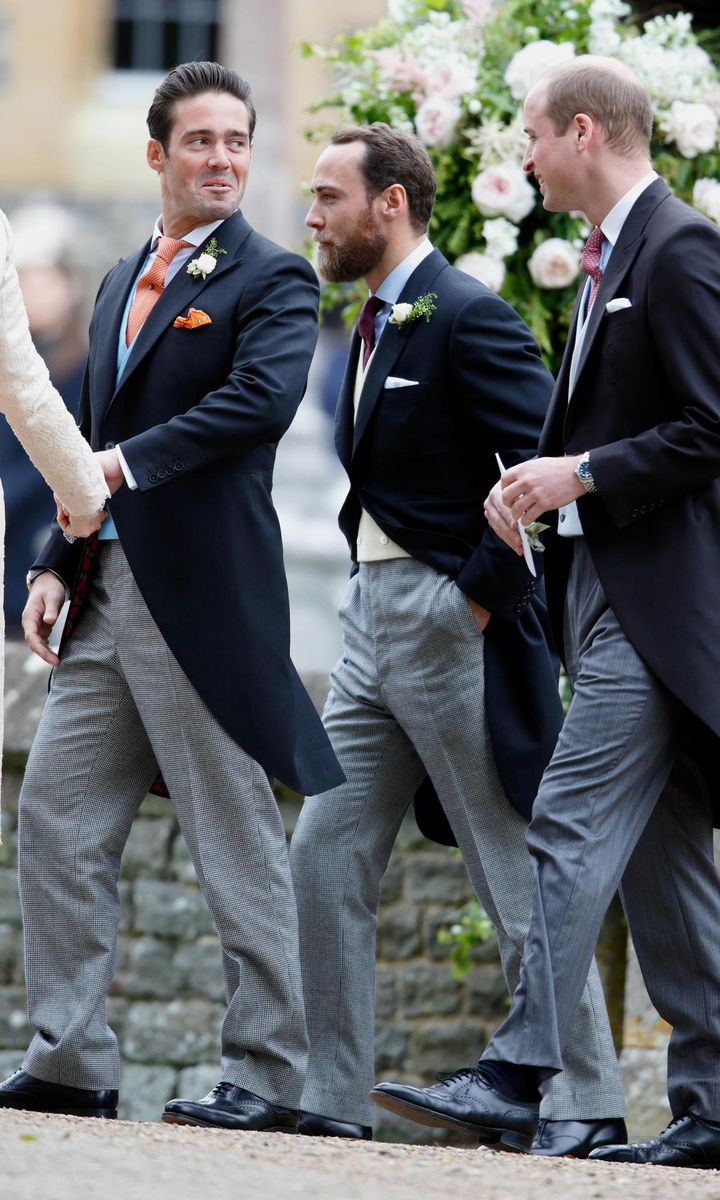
333,335,361,471
351,249,448,457
568,178,671,398
89,243,150,427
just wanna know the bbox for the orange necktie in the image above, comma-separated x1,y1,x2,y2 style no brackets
126,236,192,345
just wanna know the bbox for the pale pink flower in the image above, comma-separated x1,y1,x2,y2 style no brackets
415,96,461,148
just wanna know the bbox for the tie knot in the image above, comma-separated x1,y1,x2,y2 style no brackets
581,226,605,282
155,236,192,265
357,295,385,368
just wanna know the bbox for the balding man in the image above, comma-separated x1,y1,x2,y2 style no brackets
372,56,720,1169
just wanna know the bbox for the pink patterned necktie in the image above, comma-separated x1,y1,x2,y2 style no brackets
126,235,192,345
357,295,384,368
581,226,606,313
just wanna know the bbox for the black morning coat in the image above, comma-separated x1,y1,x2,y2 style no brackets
33,210,344,797
333,248,564,843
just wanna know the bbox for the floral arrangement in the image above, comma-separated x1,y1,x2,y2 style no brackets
304,0,720,372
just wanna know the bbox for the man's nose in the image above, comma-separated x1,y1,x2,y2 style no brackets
305,200,322,228
208,142,231,168
522,148,534,173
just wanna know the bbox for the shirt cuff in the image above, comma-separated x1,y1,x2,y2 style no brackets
116,445,138,490
26,568,70,601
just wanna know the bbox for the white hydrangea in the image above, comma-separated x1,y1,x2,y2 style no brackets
387,0,421,23
455,252,506,292
471,162,536,223
528,239,581,289
483,217,520,260
618,15,717,112
504,40,576,103
662,101,718,158
466,109,527,171
588,0,631,57
693,178,720,224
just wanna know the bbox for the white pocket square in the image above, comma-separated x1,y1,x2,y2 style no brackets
385,376,419,388
605,297,633,313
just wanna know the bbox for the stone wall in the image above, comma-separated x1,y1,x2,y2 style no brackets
0,642,631,1141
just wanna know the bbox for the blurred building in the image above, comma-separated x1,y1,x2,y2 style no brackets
0,0,385,666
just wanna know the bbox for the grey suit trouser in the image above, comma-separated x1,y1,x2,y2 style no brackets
18,542,308,1104
485,539,720,1120
290,559,625,1127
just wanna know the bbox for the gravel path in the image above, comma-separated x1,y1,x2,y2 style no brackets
3,1111,720,1200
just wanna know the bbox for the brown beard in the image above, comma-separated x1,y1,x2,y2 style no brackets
316,209,386,282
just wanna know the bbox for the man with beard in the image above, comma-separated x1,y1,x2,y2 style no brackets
288,123,627,1155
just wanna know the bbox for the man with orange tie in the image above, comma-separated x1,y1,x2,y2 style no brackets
2,61,342,1128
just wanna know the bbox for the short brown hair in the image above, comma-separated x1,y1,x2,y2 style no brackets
330,123,437,232
147,61,256,151
543,59,653,154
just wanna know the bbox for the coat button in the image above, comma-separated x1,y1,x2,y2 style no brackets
104,441,116,450
380,534,388,545
175,461,184,470
149,472,158,483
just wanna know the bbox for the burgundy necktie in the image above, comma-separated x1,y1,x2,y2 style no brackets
357,295,384,368
581,226,606,313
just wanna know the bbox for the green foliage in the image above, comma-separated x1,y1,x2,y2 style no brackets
438,899,496,981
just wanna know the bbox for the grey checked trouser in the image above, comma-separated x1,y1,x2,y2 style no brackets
290,559,625,1127
18,541,308,1104
485,540,720,1120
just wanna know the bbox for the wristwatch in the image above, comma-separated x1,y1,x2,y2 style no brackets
575,451,597,495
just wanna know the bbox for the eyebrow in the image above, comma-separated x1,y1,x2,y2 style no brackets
182,128,250,140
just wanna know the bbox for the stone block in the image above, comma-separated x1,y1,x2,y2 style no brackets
406,856,471,905
377,905,423,962
0,812,17,867
118,880,133,933
378,856,404,905
395,812,430,853
374,1021,410,1072
177,1062,221,1100
465,964,508,1019
122,999,222,1065
114,936,179,999
0,924,21,985
401,965,461,1017
174,936,224,1001
169,834,197,886
0,988,33,1047
137,793,173,819
108,997,130,1042
409,1021,485,1075
119,1063,177,1121
621,1046,672,1143
375,968,397,1021
133,880,214,939
121,818,175,881
0,868,20,922
623,937,670,1050
0,1049,23,1079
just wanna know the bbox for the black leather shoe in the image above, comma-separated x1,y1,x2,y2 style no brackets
589,1113,720,1168
501,1116,628,1157
298,1112,372,1139
0,1069,118,1118
370,1067,538,1140
162,1082,298,1132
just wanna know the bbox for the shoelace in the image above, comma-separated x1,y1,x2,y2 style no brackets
209,1081,235,1099
434,1065,482,1089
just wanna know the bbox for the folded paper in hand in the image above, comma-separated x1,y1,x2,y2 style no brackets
495,452,536,579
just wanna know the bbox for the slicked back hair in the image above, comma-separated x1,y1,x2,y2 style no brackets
330,123,437,232
543,62,653,155
147,61,256,150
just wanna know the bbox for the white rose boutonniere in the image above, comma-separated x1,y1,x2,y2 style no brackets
187,237,227,280
388,292,437,328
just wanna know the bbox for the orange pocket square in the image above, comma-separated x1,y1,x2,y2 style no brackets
174,308,212,329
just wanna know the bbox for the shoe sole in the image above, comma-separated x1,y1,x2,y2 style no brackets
369,1091,502,1140
161,1113,298,1133
0,1098,116,1119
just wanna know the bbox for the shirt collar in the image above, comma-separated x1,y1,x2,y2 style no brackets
150,215,230,250
374,238,434,306
600,171,658,248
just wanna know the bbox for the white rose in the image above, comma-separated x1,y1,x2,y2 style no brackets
455,251,505,292
425,57,478,102
471,162,536,223
528,238,581,289
415,95,461,148
482,217,520,260
663,101,718,159
504,40,576,102
389,302,414,325
693,177,720,224
196,253,217,275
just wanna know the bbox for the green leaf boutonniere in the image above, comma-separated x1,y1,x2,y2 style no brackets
186,237,227,280
523,521,551,552
388,292,437,329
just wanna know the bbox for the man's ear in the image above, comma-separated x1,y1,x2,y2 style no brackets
573,112,594,152
379,183,407,220
147,138,165,175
